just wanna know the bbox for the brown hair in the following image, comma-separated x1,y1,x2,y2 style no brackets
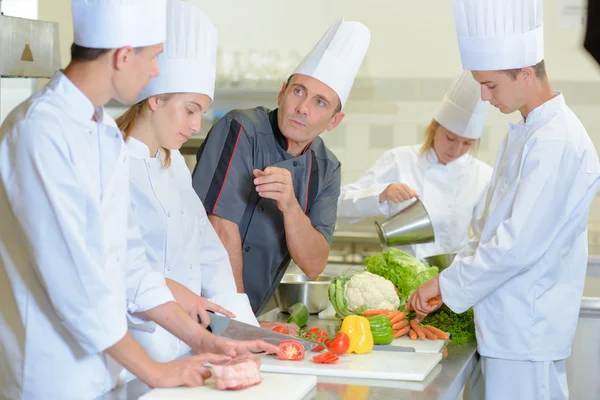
116,94,175,168
503,60,547,81
419,118,480,156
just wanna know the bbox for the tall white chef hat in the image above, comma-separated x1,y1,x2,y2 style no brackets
72,0,167,49
435,71,489,140
453,0,544,70
292,18,370,109
137,0,217,103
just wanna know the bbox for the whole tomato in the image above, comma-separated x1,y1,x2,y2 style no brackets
272,326,289,334
327,332,350,356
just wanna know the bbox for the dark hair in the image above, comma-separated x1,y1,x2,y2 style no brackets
285,75,342,114
70,43,146,62
503,60,547,81
70,43,111,62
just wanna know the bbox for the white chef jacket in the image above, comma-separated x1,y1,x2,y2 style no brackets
0,73,175,400
440,93,600,361
126,137,258,362
337,145,493,260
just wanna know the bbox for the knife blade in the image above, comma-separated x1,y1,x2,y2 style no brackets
372,345,416,352
205,312,318,352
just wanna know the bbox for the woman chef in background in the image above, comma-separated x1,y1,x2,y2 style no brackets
115,0,259,371
337,71,493,260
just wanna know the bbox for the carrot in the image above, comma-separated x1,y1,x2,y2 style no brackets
394,326,410,338
422,326,438,340
409,320,426,339
392,319,409,331
409,329,417,340
427,296,442,306
423,325,450,340
363,310,387,317
389,312,406,325
382,311,398,319
362,310,385,317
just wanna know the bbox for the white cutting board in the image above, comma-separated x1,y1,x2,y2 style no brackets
384,336,447,353
139,373,316,400
260,351,442,382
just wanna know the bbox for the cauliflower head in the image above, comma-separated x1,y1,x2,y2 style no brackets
343,271,400,312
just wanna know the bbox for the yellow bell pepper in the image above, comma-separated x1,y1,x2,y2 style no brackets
340,315,374,354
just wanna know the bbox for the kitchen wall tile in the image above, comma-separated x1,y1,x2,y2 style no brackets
368,124,394,149
322,125,347,149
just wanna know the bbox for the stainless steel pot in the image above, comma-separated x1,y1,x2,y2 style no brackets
423,252,457,271
273,274,333,314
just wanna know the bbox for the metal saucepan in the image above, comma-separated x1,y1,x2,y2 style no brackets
423,252,457,271
273,274,334,314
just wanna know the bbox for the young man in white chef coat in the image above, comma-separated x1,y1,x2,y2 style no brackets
0,1,277,399
408,0,600,399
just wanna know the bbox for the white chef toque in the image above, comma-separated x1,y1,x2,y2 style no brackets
453,0,544,70
137,0,217,103
72,0,167,49
435,71,489,139
292,17,370,109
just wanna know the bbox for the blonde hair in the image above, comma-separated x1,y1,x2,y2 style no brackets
116,94,175,168
419,118,480,156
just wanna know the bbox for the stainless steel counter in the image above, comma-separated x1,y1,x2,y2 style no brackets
103,311,477,400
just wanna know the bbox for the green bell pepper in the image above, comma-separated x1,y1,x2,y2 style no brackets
367,315,394,345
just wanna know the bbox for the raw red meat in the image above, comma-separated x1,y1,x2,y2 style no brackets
211,355,263,391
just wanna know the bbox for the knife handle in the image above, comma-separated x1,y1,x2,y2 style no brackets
199,315,213,333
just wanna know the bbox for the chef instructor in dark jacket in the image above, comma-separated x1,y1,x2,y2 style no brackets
192,18,370,316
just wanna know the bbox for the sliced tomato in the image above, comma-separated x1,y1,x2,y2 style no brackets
326,332,350,356
303,328,330,352
272,326,289,334
277,340,305,361
312,352,339,364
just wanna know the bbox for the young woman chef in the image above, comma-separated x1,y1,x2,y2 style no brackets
337,71,493,260
115,0,260,367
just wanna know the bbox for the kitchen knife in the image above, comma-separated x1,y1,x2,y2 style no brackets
205,311,318,352
372,345,416,352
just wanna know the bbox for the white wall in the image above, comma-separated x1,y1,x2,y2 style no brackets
195,0,600,81
38,0,72,68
